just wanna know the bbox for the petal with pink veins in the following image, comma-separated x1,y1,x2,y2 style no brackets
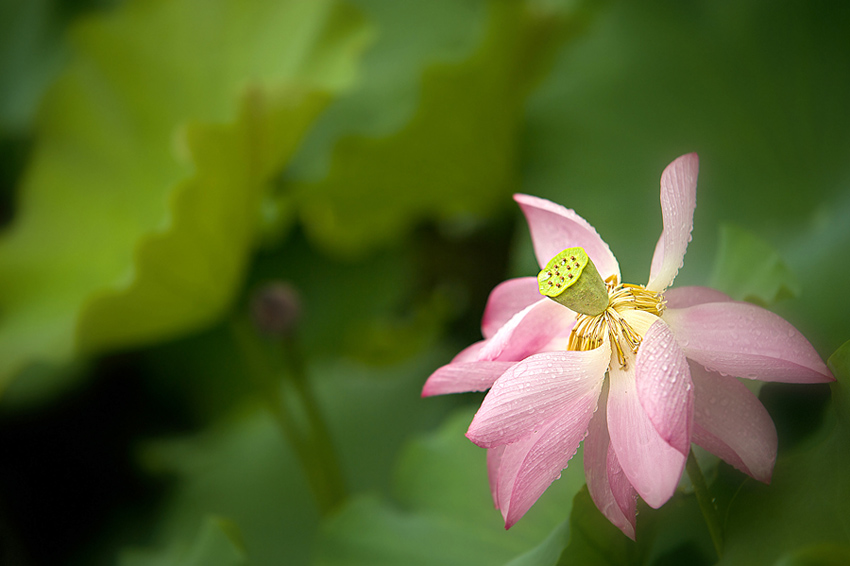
482,277,544,339
584,381,637,539
663,286,732,309
421,361,515,397
514,194,620,282
664,301,834,383
648,153,699,292
606,445,637,534
607,352,687,508
689,362,777,483
635,319,694,455
467,345,610,448
476,299,574,362
493,396,600,528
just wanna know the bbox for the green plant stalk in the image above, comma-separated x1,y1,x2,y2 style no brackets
686,449,724,559
281,334,348,511
231,319,347,515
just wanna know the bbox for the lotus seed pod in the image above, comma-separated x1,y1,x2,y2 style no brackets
537,247,609,316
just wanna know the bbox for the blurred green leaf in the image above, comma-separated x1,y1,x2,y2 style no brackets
522,0,850,294
717,341,850,565
556,487,636,566
296,0,572,256
773,543,850,566
554,483,719,566
0,0,370,391
134,406,320,566
119,516,249,566
506,519,570,566
118,349,457,566
0,0,64,135
317,408,588,566
76,88,329,354
709,224,800,305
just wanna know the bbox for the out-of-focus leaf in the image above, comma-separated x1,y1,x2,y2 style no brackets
709,224,800,305
119,516,249,566
0,0,63,135
555,483,717,566
296,0,572,256
134,407,319,566
555,488,636,566
317,408,588,566
522,0,850,294
505,520,570,566
0,0,370,391
717,341,850,565
75,88,328,354
121,349,457,566
773,543,850,566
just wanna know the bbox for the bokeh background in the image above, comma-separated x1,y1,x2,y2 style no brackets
1,0,849,564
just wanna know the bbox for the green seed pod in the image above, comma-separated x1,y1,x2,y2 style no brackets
537,247,609,316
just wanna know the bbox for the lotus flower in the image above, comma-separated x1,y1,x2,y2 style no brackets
422,153,834,538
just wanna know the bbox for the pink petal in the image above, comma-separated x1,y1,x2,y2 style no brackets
647,153,699,292
482,277,544,339
421,361,515,397
584,381,637,539
494,398,598,528
635,319,694,454
514,194,620,282
487,446,505,509
476,299,574,362
467,346,610,448
607,354,687,508
689,362,777,483
664,301,834,383
663,286,732,309
451,340,485,363
606,446,637,534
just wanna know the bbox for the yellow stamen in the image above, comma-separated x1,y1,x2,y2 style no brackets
567,276,665,369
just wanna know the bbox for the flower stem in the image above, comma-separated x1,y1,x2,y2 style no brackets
230,318,347,515
686,449,723,559
280,334,348,511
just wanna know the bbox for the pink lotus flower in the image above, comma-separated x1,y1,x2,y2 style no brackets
422,154,834,538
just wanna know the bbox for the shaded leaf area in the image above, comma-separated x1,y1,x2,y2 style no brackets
317,408,587,566
104,350,461,566
0,0,370,392
519,0,850,352
119,516,249,566
136,220,514,427
709,224,800,306
0,0,116,135
717,342,850,566
293,0,573,256
0,0,122,230
555,486,716,566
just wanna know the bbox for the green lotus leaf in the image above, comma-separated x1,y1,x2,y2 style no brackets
119,516,249,566
296,0,571,256
0,0,370,391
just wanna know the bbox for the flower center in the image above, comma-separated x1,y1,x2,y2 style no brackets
567,276,665,368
